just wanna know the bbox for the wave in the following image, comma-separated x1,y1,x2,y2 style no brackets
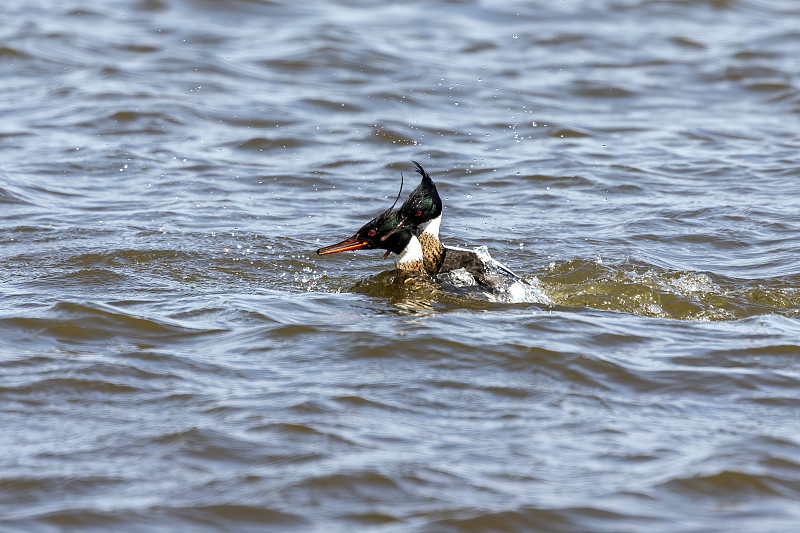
317,256,799,321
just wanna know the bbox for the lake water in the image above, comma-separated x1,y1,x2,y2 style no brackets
2,0,800,531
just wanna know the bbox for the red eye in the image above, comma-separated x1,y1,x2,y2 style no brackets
415,210,422,217
368,229,376,237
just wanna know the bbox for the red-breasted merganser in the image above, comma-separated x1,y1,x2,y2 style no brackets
384,162,530,286
316,207,427,278
317,162,551,303
382,161,444,276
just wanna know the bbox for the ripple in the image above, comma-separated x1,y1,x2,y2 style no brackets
0,45,30,60
540,259,800,320
2,0,800,531
235,136,305,151
158,504,305,529
663,470,794,499
0,185,33,207
0,300,225,349
1,377,140,398
12,505,305,531
428,505,642,533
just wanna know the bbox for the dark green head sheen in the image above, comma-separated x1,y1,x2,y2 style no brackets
357,209,414,255
397,161,442,227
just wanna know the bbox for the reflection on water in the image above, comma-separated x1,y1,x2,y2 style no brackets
2,0,800,531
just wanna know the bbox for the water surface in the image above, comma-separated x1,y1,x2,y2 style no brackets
2,0,800,531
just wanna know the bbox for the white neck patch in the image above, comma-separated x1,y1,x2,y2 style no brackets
419,213,442,238
395,236,424,266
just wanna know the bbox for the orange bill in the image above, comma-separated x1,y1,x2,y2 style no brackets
316,236,369,255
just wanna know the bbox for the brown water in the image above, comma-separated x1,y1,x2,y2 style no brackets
2,0,800,531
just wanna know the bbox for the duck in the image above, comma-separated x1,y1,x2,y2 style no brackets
381,160,445,276
316,206,427,279
384,162,538,289
317,162,551,303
